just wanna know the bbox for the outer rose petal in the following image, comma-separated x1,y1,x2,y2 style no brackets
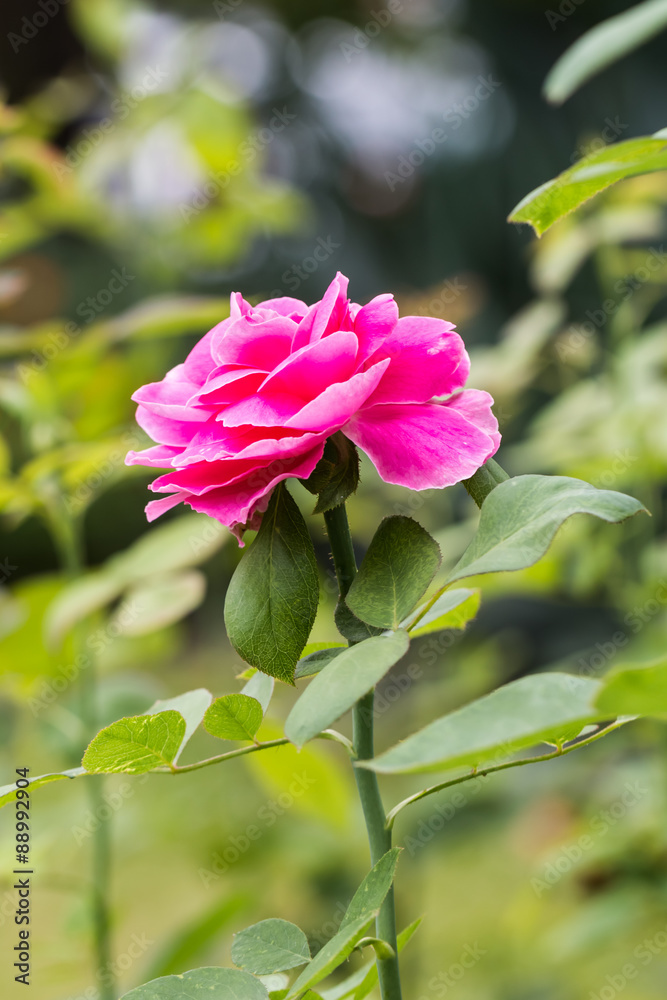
182,330,216,384
445,389,501,452
344,395,499,490
148,444,325,531
126,444,182,468
135,402,208,446
366,316,470,406
255,295,308,319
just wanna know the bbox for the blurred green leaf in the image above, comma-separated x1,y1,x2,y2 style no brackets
544,0,667,105
596,658,667,716
362,674,602,775
120,967,269,1000
204,695,263,742
224,485,319,684
110,570,206,636
285,631,410,749
407,588,480,637
447,476,647,584
509,135,667,235
232,919,310,974
346,516,441,629
82,710,186,774
351,918,422,1000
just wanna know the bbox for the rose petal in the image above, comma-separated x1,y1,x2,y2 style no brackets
344,396,499,490
354,293,398,364
286,358,390,433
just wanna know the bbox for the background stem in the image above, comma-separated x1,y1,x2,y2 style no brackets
323,504,403,1000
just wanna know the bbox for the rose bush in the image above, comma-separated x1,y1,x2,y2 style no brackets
126,272,499,537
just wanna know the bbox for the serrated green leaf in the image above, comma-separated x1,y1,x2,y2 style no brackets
362,673,602,775
407,588,480,637
295,647,345,680
596,657,667,716
232,919,310,975
508,135,667,236
341,849,401,929
544,0,667,105
145,689,212,763
224,485,319,684
346,516,441,629
285,631,410,748
447,475,647,584
83,711,186,774
0,768,85,808
204,695,263,742
119,967,268,1000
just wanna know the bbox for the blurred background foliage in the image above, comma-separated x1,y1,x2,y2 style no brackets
0,0,666,997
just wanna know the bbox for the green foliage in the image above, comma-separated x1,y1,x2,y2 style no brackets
286,852,400,998
144,689,212,763
508,135,667,235
301,434,361,514
120,967,269,1000
346,516,441,629
204,695,264,742
0,767,85,807
544,0,667,104
351,919,422,1000
82,711,186,774
595,658,667,716
407,588,480,637
224,485,319,684
284,632,410,748
447,475,647,583
295,647,345,680
333,601,385,643
363,674,602,775
231,919,311,974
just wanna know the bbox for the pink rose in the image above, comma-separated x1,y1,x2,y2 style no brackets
126,272,500,539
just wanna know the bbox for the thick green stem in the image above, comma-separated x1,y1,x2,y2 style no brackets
323,504,403,1000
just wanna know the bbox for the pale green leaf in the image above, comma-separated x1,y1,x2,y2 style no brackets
0,768,85,808
119,966,268,1000
447,476,646,584
340,849,401,929
285,632,410,748
544,0,667,105
110,571,206,636
363,673,602,774
242,671,275,713
346,516,441,629
407,588,480,637
224,485,319,684
204,695,263,742
232,919,310,974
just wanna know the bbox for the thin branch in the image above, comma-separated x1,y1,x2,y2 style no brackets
385,719,632,829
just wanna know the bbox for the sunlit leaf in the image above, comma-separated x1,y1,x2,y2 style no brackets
407,588,480,637
145,689,212,763
82,711,186,774
596,657,667,716
0,768,85,808
204,695,263,742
